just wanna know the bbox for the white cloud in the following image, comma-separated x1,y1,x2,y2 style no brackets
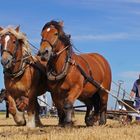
73,33,131,41
131,11,140,15
119,71,140,79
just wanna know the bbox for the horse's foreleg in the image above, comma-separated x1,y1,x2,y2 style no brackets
64,101,73,125
57,108,65,126
63,85,82,126
51,94,66,126
13,108,26,126
35,98,43,127
26,97,36,128
7,95,26,125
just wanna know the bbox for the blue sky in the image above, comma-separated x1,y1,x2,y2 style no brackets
0,0,140,109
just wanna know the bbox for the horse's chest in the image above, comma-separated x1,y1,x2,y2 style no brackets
14,82,26,90
6,81,27,92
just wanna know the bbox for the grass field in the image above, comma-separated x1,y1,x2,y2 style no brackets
0,113,140,140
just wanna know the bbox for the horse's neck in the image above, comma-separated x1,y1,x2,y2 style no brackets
52,42,67,73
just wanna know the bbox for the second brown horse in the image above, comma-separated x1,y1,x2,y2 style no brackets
39,20,112,126
0,26,47,128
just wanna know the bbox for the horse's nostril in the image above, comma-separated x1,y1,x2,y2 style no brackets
1,59,9,66
45,50,49,54
38,50,48,56
41,56,46,61
41,50,48,55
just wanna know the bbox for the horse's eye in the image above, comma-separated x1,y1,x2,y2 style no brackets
13,40,16,44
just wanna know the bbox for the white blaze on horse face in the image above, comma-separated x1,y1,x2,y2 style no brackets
47,27,51,32
4,35,10,50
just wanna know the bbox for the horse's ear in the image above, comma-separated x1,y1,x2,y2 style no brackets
0,27,3,31
59,21,64,27
15,25,20,32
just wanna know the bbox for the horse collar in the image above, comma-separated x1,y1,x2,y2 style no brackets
47,46,72,81
3,53,31,79
4,61,27,79
41,38,58,49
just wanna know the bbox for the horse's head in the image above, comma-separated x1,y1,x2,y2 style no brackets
39,20,64,61
0,26,30,70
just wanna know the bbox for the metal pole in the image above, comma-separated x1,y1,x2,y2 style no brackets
114,80,124,110
122,89,126,100
37,97,51,108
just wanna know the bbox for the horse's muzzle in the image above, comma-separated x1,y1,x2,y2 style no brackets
41,55,47,61
1,58,9,66
1,56,12,69
38,50,50,62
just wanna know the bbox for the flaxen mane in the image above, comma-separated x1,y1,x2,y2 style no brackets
0,27,31,53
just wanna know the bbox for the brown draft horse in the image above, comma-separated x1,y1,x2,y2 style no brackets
0,26,47,128
39,20,112,126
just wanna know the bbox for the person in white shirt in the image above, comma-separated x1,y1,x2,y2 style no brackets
38,94,47,117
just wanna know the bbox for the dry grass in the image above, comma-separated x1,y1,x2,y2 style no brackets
0,113,140,140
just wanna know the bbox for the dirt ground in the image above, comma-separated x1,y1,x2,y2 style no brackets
0,113,140,140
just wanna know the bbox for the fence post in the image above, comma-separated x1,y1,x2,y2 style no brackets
114,80,124,110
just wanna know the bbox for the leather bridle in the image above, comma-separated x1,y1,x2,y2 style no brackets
0,33,31,78
1,33,19,62
40,31,72,81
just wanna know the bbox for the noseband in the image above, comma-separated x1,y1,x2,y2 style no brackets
41,30,59,49
41,38,56,49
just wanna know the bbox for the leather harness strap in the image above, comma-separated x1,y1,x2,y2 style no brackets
46,45,72,81
46,43,101,90
76,64,101,89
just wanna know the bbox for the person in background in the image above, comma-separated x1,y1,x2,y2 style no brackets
38,94,47,117
130,74,140,121
49,102,57,117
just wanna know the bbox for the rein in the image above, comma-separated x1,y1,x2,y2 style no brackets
55,45,69,56
12,54,32,64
